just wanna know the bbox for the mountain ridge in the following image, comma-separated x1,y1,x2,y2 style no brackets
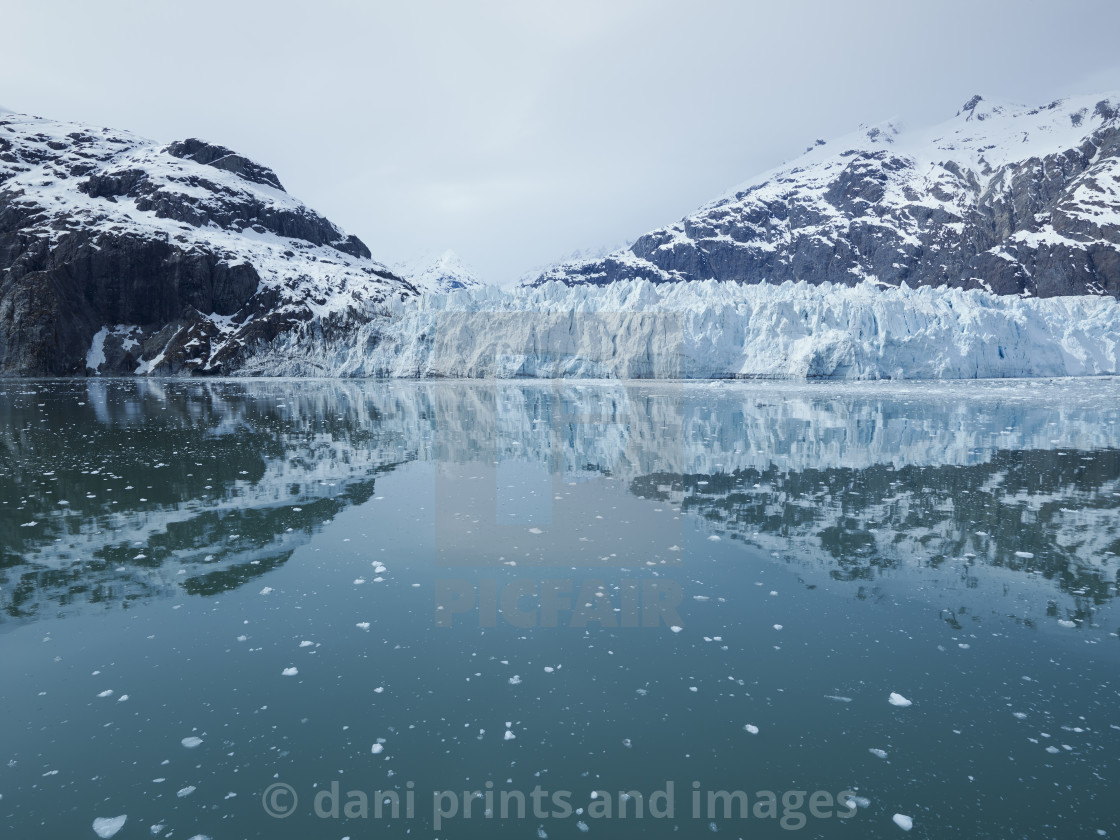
530,93,1120,298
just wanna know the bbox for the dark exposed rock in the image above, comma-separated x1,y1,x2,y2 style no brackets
166,138,285,191
961,94,984,113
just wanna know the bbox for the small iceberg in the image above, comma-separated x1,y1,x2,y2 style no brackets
93,816,127,838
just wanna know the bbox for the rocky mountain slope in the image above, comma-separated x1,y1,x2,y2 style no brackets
532,93,1120,297
0,112,416,375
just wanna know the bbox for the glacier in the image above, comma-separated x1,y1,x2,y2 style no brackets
239,278,1120,379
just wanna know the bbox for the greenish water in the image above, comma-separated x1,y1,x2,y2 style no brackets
1,378,1118,839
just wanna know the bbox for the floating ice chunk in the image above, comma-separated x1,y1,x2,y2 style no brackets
843,795,871,810
118,695,129,702
356,622,370,631
504,730,516,741
888,693,912,707
93,815,127,838
177,786,196,797
529,528,543,535
373,686,384,694
669,625,683,633
577,820,589,832
870,748,888,759
259,587,273,595
1014,551,1035,559
371,743,384,754
282,667,299,676
537,826,548,838
892,813,913,831
773,624,783,630
509,675,522,685
97,689,114,698
181,737,203,748
744,724,759,734
622,738,632,748
544,666,555,673
1013,712,1027,720
825,695,853,703
299,641,313,648
1057,619,1077,628
708,535,721,541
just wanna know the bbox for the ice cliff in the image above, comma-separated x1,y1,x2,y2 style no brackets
240,279,1120,379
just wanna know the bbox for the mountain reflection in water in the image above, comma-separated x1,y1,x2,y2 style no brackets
2,377,1117,633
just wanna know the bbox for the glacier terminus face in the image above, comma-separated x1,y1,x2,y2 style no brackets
238,279,1120,379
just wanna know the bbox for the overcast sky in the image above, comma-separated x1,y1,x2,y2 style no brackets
6,0,1120,285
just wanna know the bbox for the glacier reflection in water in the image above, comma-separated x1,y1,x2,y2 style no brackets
3,377,1117,629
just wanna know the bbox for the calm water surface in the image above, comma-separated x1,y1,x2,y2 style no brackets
1,378,1118,839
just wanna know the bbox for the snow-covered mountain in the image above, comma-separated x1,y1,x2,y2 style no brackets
0,112,416,375
400,249,483,292
530,93,1120,297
